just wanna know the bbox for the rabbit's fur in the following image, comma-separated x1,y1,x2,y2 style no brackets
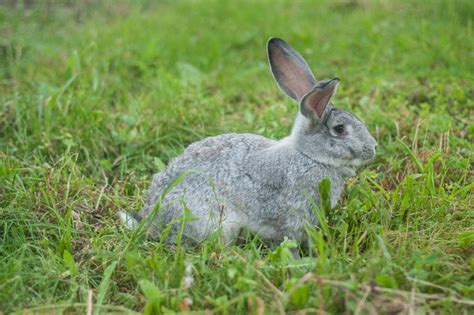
136,38,377,245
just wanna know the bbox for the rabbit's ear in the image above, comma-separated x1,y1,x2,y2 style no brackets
267,38,316,101
300,78,339,120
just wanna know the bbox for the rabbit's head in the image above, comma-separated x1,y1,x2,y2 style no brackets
267,38,377,170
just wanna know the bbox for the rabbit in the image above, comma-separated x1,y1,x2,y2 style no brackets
121,38,377,247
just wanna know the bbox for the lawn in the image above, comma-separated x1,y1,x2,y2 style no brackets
0,0,473,313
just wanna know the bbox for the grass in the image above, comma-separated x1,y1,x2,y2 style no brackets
0,0,473,313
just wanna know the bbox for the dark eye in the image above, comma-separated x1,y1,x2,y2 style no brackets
333,124,346,135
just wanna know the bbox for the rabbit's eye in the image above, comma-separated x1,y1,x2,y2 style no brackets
333,124,347,136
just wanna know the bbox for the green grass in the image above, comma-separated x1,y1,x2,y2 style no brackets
1,0,473,313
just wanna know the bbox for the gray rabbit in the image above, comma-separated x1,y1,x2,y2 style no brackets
122,38,377,246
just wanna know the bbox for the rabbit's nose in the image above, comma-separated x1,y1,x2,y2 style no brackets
370,138,377,154
371,136,378,148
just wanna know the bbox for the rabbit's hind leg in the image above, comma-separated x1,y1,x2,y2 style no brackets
218,210,245,245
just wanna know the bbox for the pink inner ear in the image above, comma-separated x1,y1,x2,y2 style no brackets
304,88,333,118
271,49,315,100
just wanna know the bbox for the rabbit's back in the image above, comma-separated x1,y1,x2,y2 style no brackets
167,133,275,176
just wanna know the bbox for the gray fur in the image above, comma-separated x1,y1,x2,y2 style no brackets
137,38,377,245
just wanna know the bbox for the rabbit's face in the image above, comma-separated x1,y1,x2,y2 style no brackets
296,106,377,168
322,108,377,166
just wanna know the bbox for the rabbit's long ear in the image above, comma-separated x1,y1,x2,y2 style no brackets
267,38,316,101
300,78,339,120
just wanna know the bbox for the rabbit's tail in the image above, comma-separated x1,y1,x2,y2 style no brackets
119,211,142,229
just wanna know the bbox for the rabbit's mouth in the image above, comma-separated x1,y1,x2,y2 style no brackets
352,147,376,166
351,159,370,167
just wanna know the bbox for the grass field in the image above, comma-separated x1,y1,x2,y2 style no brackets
1,0,473,313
